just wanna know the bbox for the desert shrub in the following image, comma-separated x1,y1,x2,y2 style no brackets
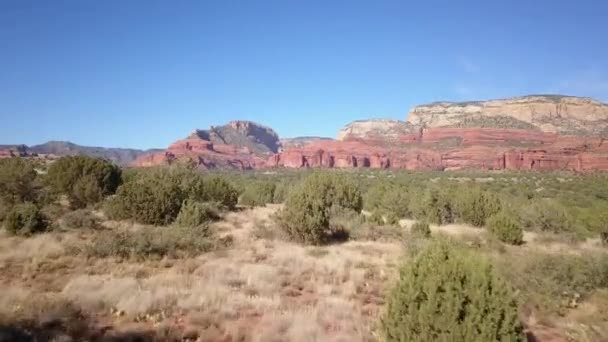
0,158,40,205
276,173,363,245
410,220,431,238
86,225,217,260
174,201,219,231
61,209,100,229
272,180,293,203
104,168,238,225
188,175,239,209
503,252,608,314
521,199,575,234
105,175,183,225
364,182,411,219
239,181,276,207
382,239,524,341
367,211,385,225
4,203,48,236
277,188,328,245
487,211,523,245
411,188,455,225
454,187,501,227
302,172,363,212
46,156,122,208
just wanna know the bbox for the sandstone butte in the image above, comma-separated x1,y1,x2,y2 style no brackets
132,95,608,172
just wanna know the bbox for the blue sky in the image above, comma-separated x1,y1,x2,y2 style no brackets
1,0,607,149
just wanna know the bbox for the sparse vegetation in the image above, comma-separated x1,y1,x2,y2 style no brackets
86,225,217,260
3,165,608,340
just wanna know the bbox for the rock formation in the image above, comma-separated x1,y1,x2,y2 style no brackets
274,95,608,172
132,121,279,170
408,95,608,136
132,95,608,172
280,136,334,150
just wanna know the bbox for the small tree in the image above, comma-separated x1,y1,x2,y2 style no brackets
410,220,431,238
0,158,39,205
382,239,524,341
46,156,121,208
278,188,329,245
240,181,276,207
487,211,524,245
4,202,48,235
105,173,184,225
454,187,501,227
276,173,363,245
175,200,219,231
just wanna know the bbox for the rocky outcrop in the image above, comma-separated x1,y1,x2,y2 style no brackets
131,95,608,172
280,136,334,150
337,119,419,142
408,95,608,136
270,128,608,172
191,121,280,154
132,121,277,170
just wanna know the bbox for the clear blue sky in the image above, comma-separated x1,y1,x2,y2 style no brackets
1,0,607,149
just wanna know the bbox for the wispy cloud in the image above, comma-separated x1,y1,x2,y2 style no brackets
457,56,480,74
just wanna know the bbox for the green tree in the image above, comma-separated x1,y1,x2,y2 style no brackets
487,211,524,245
4,202,48,235
46,156,121,208
454,187,501,227
382,239,524,341
0,158,39,205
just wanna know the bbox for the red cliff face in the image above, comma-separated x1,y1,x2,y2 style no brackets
270,128,608,172
132,121,608,172
132,136,269,170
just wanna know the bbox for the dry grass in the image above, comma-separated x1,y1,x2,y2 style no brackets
0,206,402,341
2,206,608,341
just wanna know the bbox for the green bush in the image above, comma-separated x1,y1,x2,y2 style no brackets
0,158,40,205
4,203,48,236
104,175,184,225
410,220,431,238
454,187,501,227
276,173,363,245
104,168,238,225
364,182,411,219
174,201,219,231
61,209,100,229
188,175,238,209
86,225,217,260
302,172,363,212
503,252,608,314
521,199,574,234
277,188,329,245
367,211,385,225
487,211,523,245
46,156,121,208
412,188,455,225
239,181,276,207
382,239,524,341
272,181,293,203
